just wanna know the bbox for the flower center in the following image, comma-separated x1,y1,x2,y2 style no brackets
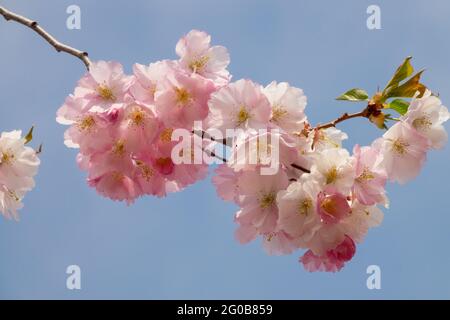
412,116,432,131
325,166,339,184
188,55,209,73
136,161,154,181
298,198,312,215
175,87,191,105
112,140,126,156
160,128,174,143
271,105,287,122
237,106,250,125
260,192,276,209
77,115,95,131
129,107,146,126
392,138,409,155
356,167,375,183
1,151,14,165
97,85,116,101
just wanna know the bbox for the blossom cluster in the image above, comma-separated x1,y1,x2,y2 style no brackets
57,30,231,203
0,129,40,220
212,85,449,272
57,30,449,272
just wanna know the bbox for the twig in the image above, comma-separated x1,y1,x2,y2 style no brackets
290,163,311,174
0,6,91,70
314,110,368,131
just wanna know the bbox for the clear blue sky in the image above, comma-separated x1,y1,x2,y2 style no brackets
0,0,449,299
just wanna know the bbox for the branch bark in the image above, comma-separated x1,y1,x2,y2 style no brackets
314,110,368,131
0,6,91,70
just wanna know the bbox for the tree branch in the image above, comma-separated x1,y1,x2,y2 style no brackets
314,110,368,131
0,6,91,70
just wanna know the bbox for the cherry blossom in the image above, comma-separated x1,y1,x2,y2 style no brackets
0,130,40,220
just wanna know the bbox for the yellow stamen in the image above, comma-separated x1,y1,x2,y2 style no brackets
271,105,288,122
112,140,126,156
136,161,153,181
77,115,95,131
97,85,116,101
325,166,339,184
412,116,432,130
392,139,409,155
160,128,173,143
356,167,375,183
298,198,312,215
129,107,146,126
188,56,209,73
1,151,14,165
260,192,276,209
237,106,250,125
175,87,191,105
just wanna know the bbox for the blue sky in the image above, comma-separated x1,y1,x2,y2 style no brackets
0,0,449,299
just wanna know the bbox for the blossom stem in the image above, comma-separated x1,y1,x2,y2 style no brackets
0,6,91,70
314,110,368,131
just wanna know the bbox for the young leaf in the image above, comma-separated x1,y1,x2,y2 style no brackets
336,88,369,101
383,70,426,99
384,56,414,91
24,126,34,144
386,99,410,115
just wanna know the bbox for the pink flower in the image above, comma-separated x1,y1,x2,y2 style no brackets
235,168,289,235
117,103,160,154
155,71,216,129
316,190,351,224
310,148,355,194
176,30,230,86
263,81,307,133
211,163,240,202
376,121,429,184
73,61,133,110
276,178,321,241
130,60,176,105
262,231,297,256
352,144,387,206
402,90,450,150
206,79,271,134
300,235,356,272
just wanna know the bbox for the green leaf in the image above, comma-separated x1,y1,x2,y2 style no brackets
383,70,426,99
384,56,414,91
24,126,34,144
336,88,369,101
386,99,410,115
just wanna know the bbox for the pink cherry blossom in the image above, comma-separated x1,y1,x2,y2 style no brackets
300,235,356,272
130,60,176,105
73,61,133,110
263,81,307,133
155,71,216,129
402,90,450,150
375,121,429,184
234,167,289,235
352,144,387,206
316,190,351,224
176,29,230,86
206,79,272,134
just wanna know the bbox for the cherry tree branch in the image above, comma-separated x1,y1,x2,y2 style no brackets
0,6,91,70
314,109,368,131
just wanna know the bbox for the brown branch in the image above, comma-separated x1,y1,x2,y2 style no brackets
0,6,91,70
314,110,368,131
290,163,311,174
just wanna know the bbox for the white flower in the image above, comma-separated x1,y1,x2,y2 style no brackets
263,81,307,133
310,148,355,193
402,90,450,149
0,130,40,220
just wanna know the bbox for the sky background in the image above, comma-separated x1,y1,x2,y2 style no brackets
0,0,449,299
